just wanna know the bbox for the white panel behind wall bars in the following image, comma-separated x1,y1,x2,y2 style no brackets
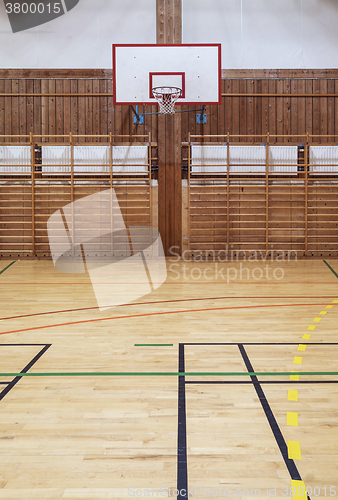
309,146,338,174
0,146,31,173
73,146,110,172
42,146,71,173
269,146,298,174
191,145,267,174
40,145,148,174
230,145,266,174
112,146,148,174
191,145,228,173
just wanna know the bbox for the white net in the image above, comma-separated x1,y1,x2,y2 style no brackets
152,86,182,114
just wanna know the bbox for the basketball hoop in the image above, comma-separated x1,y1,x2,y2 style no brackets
152,86,182,114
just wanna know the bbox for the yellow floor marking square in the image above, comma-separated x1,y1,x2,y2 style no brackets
320,311,327,315
290,373,300,381
290,480,307,500
287,412,299,426
293,356,303,365
288,389,298,401
288,441,302,460
313,317,321,322
302,334,311,340
326,305,333,309
297,344,306,351
307,325,316,330
333,300,338,303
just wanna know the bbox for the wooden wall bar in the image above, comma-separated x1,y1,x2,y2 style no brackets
187,134,338,258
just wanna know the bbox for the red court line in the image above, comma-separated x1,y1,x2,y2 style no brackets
1,281,337,285
0,302,334,337
0,295,337,322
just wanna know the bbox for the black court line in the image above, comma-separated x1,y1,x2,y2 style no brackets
177,342,330,498
0,261,16,275
177,344,188,500
238,344,309,497
0,344,51,402
186,380,338,384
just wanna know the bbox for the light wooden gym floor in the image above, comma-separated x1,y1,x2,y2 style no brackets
0,258,338,500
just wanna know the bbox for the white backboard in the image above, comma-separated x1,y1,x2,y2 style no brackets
113,44,221,105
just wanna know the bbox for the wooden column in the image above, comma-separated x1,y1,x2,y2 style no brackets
156,0,182,255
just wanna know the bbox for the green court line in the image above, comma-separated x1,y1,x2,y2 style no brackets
0,371,338,377
0,261,16,275
134,344,174,346
323,260,338,280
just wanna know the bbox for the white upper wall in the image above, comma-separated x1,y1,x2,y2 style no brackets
183,0,338,69
0,0,156,68
0,0,337,69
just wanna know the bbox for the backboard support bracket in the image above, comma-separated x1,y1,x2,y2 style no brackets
196,105,207,124
131,105,144,125
131,105,207,125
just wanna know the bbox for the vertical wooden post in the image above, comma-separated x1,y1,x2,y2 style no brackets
110,132,113,257
305,132,309,256
156,0,182,44
265,132,269,252
226,132,230,254
109,132,113,189
70,132,75,257
30,132,35,256
188,132,191,252
148,132,152,227
156,0,183,255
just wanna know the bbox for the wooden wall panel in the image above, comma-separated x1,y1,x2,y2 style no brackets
2,69,337,143
1,68,338,259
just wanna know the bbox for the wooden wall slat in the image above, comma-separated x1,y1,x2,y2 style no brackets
56,80,63,141
320,79,328,140
268,79,276,138
12,79,19,139
63,79,71,138
327,79,335,143
0,79,4,136
312,79,320,140
71,79,78,136
247,79,255,140
48,80,56,138
78,79,85,141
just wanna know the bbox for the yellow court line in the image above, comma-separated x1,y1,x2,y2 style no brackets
287,300,335,470
288,441,302,460
288,389,298,401
290,480,307,500
287,412,299,426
